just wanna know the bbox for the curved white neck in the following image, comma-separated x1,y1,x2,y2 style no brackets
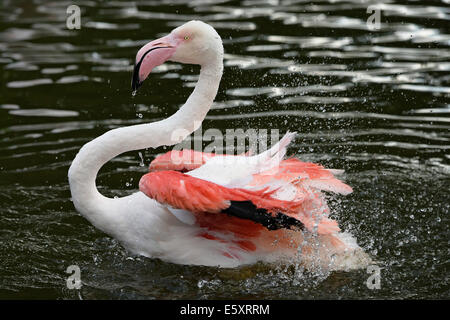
68,57,223,229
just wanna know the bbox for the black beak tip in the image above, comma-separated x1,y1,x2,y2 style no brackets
131,63,142,93
132,78,142,93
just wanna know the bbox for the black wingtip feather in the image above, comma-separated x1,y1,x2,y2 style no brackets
222,200,304,231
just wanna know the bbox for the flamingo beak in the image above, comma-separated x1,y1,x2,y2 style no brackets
132,34,178,93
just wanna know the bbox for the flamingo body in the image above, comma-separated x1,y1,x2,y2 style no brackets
68,20,371,270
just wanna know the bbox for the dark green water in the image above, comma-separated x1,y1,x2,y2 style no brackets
0,0,448,299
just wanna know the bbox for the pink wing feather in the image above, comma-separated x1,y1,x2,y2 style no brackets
146,136,352,236
139,170,302,215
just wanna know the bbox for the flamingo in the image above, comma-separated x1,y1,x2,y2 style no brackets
68,20,370,270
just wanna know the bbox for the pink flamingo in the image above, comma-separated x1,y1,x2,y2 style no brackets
69,21,370,270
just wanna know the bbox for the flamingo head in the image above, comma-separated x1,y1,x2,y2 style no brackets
132,20,223,92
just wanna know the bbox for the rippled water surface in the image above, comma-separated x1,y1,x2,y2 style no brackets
0,0,449,299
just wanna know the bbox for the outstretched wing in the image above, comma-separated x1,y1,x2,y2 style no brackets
143,132,352,235
139,170,304,231
150,132,296,189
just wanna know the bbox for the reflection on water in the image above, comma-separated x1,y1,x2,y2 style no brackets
0,0,448,299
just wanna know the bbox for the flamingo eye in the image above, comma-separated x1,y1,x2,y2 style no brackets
184,35,190,40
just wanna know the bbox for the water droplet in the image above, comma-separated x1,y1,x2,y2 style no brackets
138,152,145,167
197,280,207,288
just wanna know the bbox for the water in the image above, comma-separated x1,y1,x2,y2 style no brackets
0,0,448,299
